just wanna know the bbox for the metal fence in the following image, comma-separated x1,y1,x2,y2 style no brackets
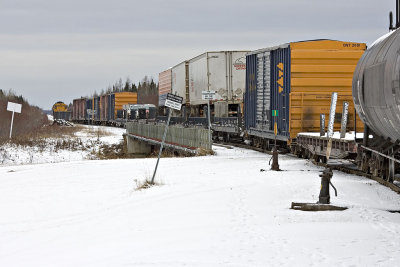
126,122,211,151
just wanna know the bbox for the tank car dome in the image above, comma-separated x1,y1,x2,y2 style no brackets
352,28,400,142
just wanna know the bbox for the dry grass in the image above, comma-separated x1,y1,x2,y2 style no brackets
0,124,112,160
81,126,112,140
1,121,213,161
94,141,129,159
0,124,114,146
131,169,163,191
146,147,199,158
0,124,81,145
133,176,162,191
197,148,214,156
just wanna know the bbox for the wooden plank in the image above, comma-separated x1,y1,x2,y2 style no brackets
291,202,348,211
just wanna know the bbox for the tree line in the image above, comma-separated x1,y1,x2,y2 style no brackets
86,76,159,106
93,76,158,98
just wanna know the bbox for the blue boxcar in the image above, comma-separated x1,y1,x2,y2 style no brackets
94,96,100,121
244,43,291,141
107,94,115,120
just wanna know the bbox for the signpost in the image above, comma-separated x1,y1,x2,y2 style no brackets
272,110,278,139
202,90,215,148
7,102,22,139
151,93,183,184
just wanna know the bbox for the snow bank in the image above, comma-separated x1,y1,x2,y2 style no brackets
0,145,399,266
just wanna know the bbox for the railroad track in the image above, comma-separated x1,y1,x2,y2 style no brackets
214,140,400,194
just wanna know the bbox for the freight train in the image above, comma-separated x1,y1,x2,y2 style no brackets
158,43,366,146
71,92,138,126
156,20,400,183
65,1,400,185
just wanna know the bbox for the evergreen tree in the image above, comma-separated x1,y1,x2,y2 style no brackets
131,83,137,93
150,79,157,95
124,78,131,92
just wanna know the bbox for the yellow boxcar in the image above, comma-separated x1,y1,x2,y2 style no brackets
289,40,365,140
112,92,137,119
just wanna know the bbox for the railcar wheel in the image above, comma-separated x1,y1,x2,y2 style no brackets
223,133,230,143
303,149,310,159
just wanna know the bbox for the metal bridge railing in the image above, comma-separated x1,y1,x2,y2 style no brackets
126,122,211,151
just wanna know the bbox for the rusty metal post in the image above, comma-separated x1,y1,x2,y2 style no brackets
318,168,334,204
271,115,280,171
271,146,280,171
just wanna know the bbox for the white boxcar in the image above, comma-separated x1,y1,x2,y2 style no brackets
188,51,249,106
171,61,189,104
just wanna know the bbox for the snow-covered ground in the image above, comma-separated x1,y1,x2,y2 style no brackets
1,138,400,266
0,125,125,165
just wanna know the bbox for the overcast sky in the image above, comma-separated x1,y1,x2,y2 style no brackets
0,0,396,109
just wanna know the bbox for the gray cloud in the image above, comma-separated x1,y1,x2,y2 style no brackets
0,0,396,108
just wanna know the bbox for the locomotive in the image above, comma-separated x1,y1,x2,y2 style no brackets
52,101,71,121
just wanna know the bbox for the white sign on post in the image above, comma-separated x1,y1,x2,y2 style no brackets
7,102,22,113
164,93,183,110
202,91,216,100
7,101,22,139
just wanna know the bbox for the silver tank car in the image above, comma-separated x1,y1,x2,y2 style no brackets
352,28,400,142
